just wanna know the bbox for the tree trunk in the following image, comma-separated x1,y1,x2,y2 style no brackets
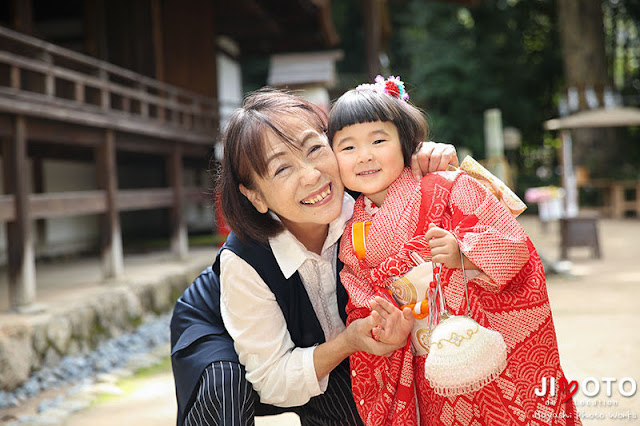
556,0,615,178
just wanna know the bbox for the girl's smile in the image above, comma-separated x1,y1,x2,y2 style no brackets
332,120,405,207
356,169,381,177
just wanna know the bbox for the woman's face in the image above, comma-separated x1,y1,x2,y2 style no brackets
240,119,345,234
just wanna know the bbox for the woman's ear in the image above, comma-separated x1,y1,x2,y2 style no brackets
239,184,268,214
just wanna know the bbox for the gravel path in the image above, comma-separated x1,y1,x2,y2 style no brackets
0,314,171,425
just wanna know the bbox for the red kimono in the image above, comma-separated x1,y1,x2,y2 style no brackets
339,168,580,425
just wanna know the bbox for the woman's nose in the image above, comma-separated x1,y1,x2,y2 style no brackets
299,160,321,184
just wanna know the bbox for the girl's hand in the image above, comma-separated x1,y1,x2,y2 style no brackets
370,296,413,348
425,223,461,268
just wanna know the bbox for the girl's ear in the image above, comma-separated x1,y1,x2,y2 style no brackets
239,184,268,214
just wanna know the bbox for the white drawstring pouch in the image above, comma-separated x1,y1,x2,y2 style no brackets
423,251,507,397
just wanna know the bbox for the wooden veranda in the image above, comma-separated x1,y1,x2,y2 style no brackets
0,25,216,310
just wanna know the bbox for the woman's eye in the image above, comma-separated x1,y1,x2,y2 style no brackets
274,166,289,176
308,144,324,155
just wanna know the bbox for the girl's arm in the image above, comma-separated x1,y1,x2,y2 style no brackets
426,222,480,270
448,174,531,292
337,235,415,350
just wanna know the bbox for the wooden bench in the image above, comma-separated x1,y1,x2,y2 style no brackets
559,213,601,260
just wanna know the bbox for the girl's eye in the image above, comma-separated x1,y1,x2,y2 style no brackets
372,139,385,145
340,145,354,152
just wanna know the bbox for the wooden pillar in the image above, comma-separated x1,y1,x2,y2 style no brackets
635,182,640,218
168,144,187,259
41,52,55,98
97,129,123,278
83,0,108,60
138,83,149,118
10,63,21,90
11,0,33,34
611,182,624,219
150,0,165,82
32,156,47,245
560,130,579,217
159,0,218,98
2,116,36,309
98,69,110,111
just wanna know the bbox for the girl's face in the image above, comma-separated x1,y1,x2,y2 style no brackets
332,120,405,206
240,119,345,237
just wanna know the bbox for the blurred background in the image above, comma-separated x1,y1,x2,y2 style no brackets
0,0,639,425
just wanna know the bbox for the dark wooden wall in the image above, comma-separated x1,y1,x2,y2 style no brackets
159,0,218,98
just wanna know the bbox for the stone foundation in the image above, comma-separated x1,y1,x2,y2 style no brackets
0,260,209,392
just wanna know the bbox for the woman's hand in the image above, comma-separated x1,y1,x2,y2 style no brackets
314,298,413,380
370,296,413,348
341,311,407,357
411,141,459,181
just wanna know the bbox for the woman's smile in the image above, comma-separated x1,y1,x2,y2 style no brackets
301,183,333,205
243,125,345,233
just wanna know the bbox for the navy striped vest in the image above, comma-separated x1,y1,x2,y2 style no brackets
171,231,360,425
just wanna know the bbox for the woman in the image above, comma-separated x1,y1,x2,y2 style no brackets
170,88,458,425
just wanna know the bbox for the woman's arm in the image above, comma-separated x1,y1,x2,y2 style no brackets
220,251,402,406
220,250,320,407
313,297,408,381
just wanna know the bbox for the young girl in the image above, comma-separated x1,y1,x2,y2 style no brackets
328,76,580,425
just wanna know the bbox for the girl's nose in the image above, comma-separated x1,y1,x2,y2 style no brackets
357,149,374,163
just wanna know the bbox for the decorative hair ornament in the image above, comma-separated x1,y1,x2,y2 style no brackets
356,75,409,101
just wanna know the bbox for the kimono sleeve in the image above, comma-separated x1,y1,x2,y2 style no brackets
449,174,531,293
338,228,399,324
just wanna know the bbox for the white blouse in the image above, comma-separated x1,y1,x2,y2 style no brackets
219,194,355,407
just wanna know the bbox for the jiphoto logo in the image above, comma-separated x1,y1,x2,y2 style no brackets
535,377,637,402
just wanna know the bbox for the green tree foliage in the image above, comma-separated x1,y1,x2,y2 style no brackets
387,0,563,157
607,0,640,94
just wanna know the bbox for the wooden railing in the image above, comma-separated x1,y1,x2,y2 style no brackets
0,25,218,142
584,179,640,218
0,187,208,222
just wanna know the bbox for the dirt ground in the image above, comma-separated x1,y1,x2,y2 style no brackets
6,215,640,425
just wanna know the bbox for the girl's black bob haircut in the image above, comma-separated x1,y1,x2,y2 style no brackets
327,88,428,166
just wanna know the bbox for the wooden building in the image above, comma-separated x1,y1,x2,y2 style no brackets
0,0,338,310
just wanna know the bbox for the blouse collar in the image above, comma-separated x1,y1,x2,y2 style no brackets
268,193,355,278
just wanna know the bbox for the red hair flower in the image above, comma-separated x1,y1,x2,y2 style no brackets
355,75,409,101
384,81,400,98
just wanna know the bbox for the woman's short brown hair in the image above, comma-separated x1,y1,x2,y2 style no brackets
327,89,428,166
216,88,328,243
